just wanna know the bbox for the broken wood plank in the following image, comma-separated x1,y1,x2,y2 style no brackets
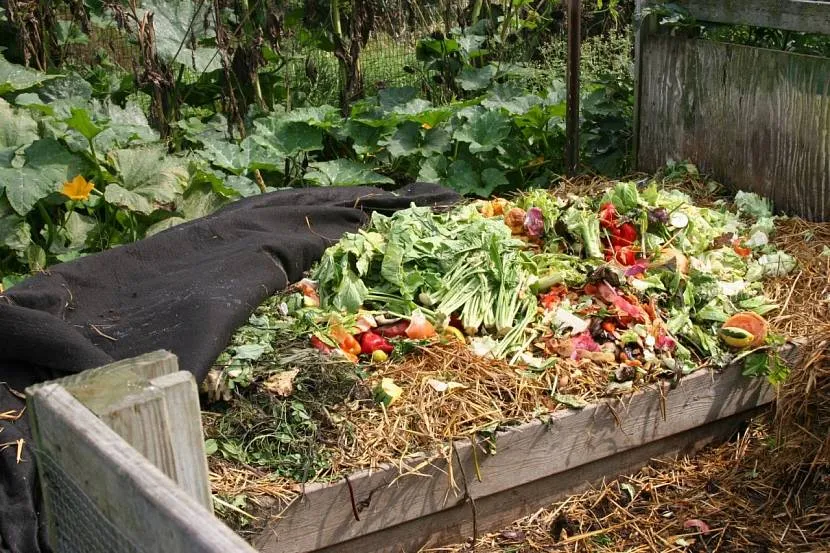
27,350,213,511
150,371,214,512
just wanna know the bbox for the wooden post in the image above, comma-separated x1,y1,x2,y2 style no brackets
26,350,213,512
633,0,656,168
565,0,581,175
27,384,255,553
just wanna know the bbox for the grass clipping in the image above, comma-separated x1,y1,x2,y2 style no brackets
204,175,827,541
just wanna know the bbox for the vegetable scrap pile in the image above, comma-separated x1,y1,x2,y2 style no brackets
298,179,793,387
204,174,802,532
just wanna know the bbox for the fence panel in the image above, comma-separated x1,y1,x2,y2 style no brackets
637,35,830,220
667,0,830,35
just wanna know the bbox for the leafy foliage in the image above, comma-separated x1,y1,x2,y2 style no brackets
0,3,636,283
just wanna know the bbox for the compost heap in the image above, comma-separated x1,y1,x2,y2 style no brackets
205,176,797,530
429,216,830,553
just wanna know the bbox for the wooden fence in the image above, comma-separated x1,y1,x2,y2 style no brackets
635,0,830,221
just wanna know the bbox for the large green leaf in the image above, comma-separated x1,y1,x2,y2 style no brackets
453,108,511,154
197,136,250,175
105,147,188,214
145,216,187,237
66,107,104,141
251,117,323,157
224,175,260,198
305,160,394,187
0,99,39,149
93,102,159,153
417,155,448,183
0,139,86,215
0,55,56,94
0,197,31,254
138,0,221,73
62,211,96,250
37,73,93,102
103,183,152,214
282,105,341,129
482,83,543,115
443,159,478,195
179,182,228,220
381,121,450,159
457,65,497,91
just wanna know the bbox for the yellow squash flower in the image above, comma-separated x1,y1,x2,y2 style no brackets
62,175,94,201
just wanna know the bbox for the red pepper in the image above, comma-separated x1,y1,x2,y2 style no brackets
375,320,410,338
539,286,567,310
599,203,618,229
613,246,637,266
615,222,638,247
731,239,751,257
310,336,332,354
359,331,394,355
330,325,362,356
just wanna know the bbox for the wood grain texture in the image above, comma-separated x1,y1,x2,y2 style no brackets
150,371,214,512
314,408,764,553
666,0,830,35
26,350,213,511
253,365,774,553
638,36,830,221
28,384,255,553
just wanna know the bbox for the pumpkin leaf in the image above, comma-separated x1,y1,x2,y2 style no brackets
0,139,87,215
305,159,393,187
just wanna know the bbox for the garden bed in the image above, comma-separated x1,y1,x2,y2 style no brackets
202,171,818,551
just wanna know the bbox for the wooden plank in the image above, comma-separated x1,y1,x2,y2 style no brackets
28,384,255,553
27,350,213,510
637,36,830,221
314,408,764,553
253,364,774,553
151,371,214,512
665,0,830,36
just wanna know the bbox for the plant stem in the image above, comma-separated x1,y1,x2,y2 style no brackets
471,0,484,25
37,202,57,252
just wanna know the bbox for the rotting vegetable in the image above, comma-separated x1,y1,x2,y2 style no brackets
241,179,795,391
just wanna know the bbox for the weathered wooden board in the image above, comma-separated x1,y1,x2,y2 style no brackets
664,0,830,36
637,36,830,221
313,408,764,553
28,384,255,553
253,364,774,553
150,371,214,510
27,350,213,511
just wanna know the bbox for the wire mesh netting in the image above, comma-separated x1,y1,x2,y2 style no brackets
52,0,458,106
37,452,146,553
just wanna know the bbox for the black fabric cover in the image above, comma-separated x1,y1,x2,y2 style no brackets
0,183,460,553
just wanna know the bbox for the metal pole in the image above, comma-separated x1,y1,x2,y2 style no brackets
565,0,582,176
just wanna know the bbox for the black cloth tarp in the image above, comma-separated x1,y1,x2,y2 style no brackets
0,183,460,553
